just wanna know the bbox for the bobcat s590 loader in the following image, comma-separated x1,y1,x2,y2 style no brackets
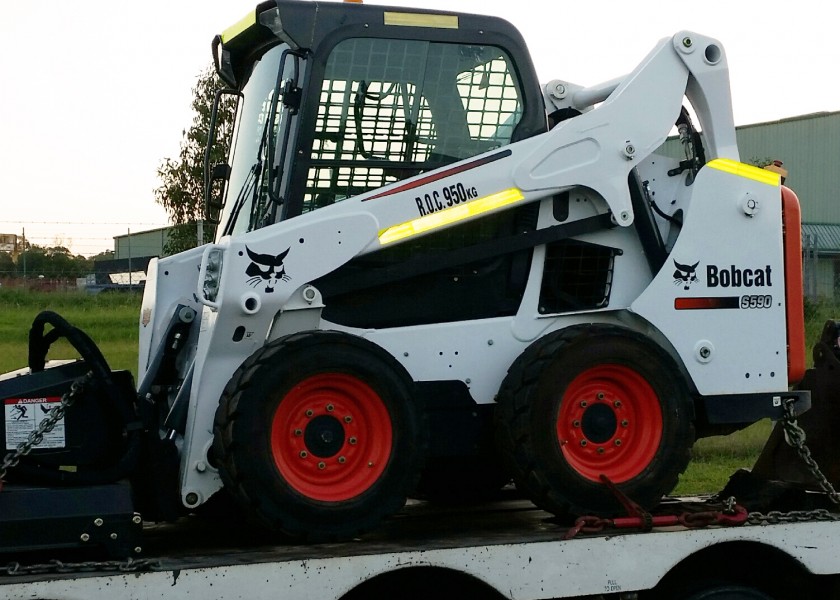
0,0,809,546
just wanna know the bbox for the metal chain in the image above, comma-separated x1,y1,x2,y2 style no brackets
747,508,840,526
4,557,160,576
780,397,840,506
0,372,93,485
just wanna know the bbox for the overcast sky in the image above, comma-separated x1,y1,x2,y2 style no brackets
1,0,837,256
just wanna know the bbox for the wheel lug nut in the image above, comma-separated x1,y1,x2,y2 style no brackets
294,429,302,436
596,393,605,400
338,456,346,464
299,451,308,458
614,439,622,447
572,420,581,428
621,420,629,427
305,409,314,417
349,437,357,445
326,404,334,412
613,400,622,408
597,447,605,454
344,416,353,423
580,400,588,408
580,440,587,447
318,462,326,470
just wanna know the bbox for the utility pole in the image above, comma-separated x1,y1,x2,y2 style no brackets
128,228,132,287
21,227,26,284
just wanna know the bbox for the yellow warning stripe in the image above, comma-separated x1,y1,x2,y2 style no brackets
707,158,780,186
221,10,257,44
379,188,524,245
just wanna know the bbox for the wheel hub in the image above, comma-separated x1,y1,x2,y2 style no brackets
580,403,617,444
304,415,346,458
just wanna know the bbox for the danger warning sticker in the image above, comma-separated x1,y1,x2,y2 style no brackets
4,397,66,450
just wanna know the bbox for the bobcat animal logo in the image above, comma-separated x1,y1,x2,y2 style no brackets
245,246,291,294
673,260,700,290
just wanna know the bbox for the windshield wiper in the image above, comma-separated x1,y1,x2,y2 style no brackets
223,100,276,237
222,162,261,237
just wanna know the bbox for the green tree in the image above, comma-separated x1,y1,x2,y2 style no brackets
15,246,91,279
90,250,115,262
17,245,48,278
154,66,236,255
747,156,774,169
0,252,14,278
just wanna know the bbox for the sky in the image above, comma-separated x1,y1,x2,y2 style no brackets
1,0,838,257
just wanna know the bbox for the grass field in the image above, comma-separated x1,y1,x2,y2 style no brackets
0,288,835,496
0,288,141,376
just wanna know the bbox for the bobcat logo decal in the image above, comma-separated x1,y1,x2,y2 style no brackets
245,246,291,293
673,260,700,290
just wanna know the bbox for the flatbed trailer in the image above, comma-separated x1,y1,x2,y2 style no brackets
4,3,840,599
3,494,840,599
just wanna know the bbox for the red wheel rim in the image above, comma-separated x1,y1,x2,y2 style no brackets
555,365,662,483
270,373,393,502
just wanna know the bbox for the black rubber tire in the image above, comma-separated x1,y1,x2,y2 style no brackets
213,330,424,540
494,325,694,518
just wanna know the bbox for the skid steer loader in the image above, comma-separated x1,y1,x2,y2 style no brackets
0,0,812,544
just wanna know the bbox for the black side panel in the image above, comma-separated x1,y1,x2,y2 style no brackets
318,205,538,328
414,380,494,459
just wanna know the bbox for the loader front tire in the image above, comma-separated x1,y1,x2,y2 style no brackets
213,331,423,540
495,325,694,518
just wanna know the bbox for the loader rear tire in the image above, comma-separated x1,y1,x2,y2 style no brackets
495,325,694,518
213,331,424,540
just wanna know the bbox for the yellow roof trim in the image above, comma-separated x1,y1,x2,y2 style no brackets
384,12,459,29
707,158,780,187
221,10,257,44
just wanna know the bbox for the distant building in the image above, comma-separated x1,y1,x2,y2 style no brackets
112,223,212,259
0,233,22,258
113,226,172,260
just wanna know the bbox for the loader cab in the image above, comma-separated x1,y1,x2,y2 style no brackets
211,1,545,233
209,0,547,326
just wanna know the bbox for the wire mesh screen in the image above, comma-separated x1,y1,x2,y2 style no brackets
457,56,521,142
539,240,616,313
304,38,522,213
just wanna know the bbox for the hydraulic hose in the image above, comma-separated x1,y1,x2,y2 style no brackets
12,311,142,485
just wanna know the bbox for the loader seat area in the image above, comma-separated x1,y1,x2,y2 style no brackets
300,37,532,213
